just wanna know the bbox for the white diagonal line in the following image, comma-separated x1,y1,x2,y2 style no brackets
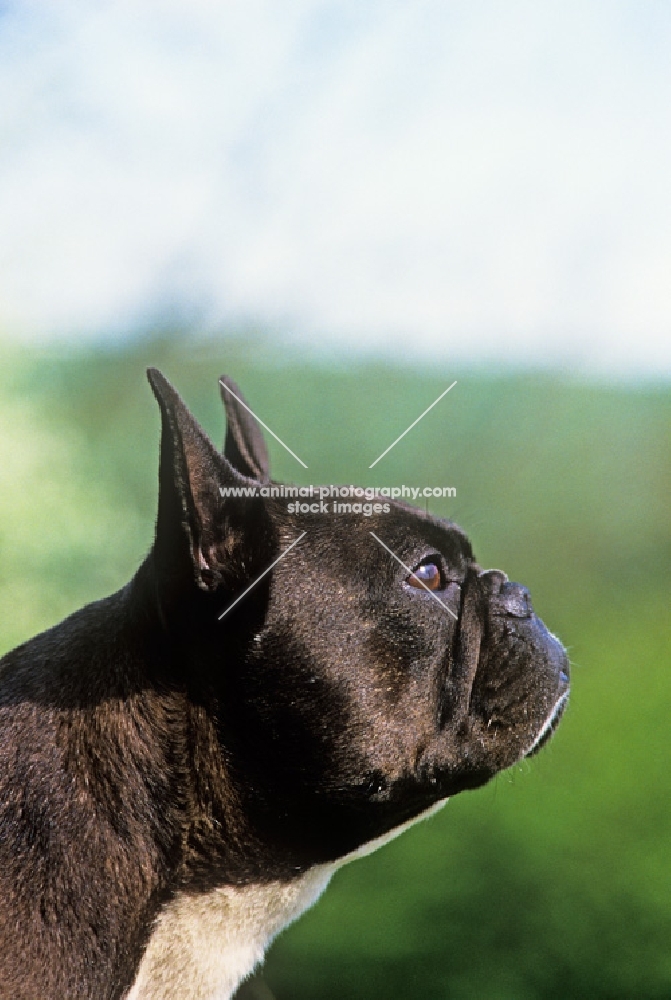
369,532,458,621
218,532,307,620
368,381,457,469
220,379,308,469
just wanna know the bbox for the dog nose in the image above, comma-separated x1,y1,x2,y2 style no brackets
477,569,508,594
477,570,533,617
498,581,533,618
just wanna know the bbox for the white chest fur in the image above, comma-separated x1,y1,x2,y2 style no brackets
125,865,334,1000
127,799,448,1000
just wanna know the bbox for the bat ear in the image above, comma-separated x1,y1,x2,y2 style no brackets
147,368,253,595
219,375,270,484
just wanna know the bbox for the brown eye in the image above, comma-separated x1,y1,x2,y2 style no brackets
407,562,441,591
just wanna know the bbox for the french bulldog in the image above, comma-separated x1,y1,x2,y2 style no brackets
0,370,569,1000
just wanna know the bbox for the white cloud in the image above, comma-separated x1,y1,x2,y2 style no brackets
0,0,670,376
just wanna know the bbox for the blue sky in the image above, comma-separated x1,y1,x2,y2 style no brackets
1,0,670,376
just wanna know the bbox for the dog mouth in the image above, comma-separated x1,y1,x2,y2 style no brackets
524,682,570,757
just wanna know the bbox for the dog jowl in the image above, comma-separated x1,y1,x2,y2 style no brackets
0,370,569,1000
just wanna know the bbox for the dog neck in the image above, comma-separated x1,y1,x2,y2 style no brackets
126,799,449,1000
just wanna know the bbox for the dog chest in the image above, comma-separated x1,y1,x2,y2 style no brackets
125,866,335,1000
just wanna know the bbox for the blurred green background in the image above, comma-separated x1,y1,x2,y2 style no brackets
0,335,669,999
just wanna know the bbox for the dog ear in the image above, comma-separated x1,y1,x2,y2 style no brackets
219,375,270,483
147,368,256,594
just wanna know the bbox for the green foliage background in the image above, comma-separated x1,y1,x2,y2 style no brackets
0,335,669,998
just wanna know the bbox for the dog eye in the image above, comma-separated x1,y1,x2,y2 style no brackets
407,562,441,591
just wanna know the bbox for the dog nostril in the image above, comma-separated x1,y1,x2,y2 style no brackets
499,581,533,618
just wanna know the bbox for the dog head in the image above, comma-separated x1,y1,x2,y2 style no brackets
147,369,569,872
